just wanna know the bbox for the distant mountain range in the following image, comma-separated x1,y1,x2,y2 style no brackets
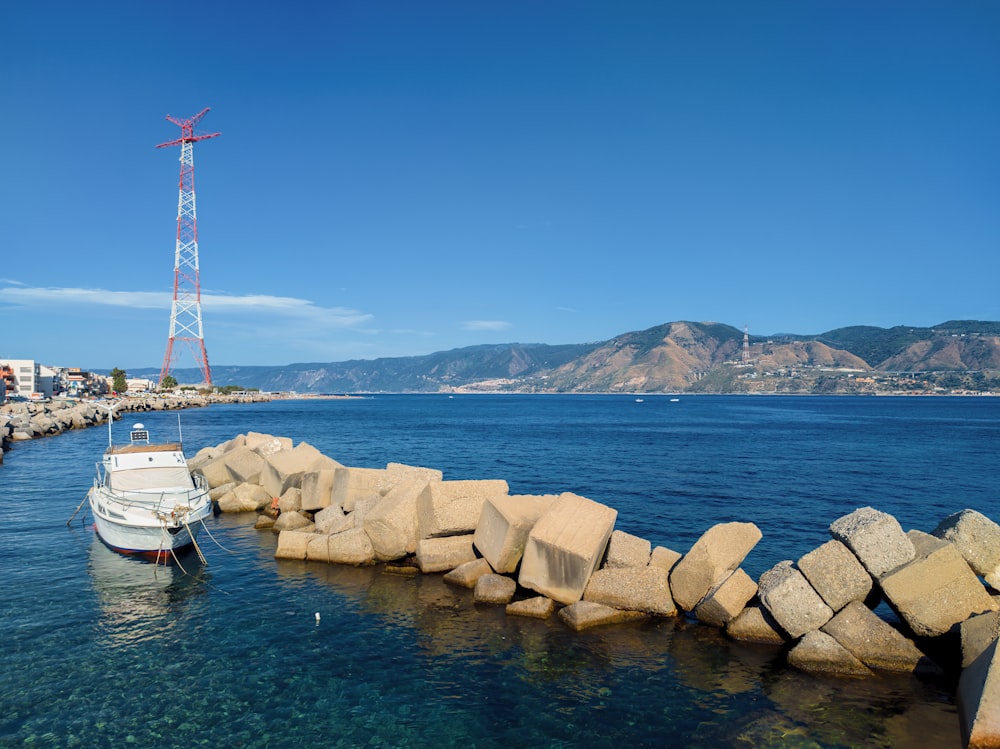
127,320,1000,394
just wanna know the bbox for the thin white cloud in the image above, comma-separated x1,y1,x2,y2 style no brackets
556,306,578,313
460,320,512,331
0,285,372,327
0,278,25,286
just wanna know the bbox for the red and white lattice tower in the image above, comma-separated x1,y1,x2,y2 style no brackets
156,108,219,388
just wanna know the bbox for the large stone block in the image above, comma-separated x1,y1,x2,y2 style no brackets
363,476,430,561
649,546,682,572
797,539,872,613
604,529,652,568
195,453,236,489
962,612,1000,669
959,639,1000,749
558,601,647,631
415,534,477,573
274,529,312,560
518,492,617,605
506,596,556,619
669,522,762,611
219,445,265,485
417,479,509,539
934,509,1000,590
829,507,914,578
261,442,326,497
216,481,270,513
443,558,494,589
277,487,302,513
246,431,292,457
787,630,873,677
821,601,937,674
583,566,676,616
384,462,443,492
694,568,757,628
725,604,787,644
300,468,336,511
473,493,558,573
474,574,517,605
332,466,387,512
757,561,833,638
272,511,313,533
316,505,354,536
879,530,996,638
326,528,377,566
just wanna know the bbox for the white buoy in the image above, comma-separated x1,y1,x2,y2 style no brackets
315,612,320,625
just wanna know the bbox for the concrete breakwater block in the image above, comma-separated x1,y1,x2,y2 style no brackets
879,530,997,638
333,466,386,513
300,468,336,511
326,527,377,566
797,540,873,613
245,431,292,457
959,639,1000,749
261,442,327,498
583,566,676,616
604,530,652,569
416,534,477,573
444,558,494,589
934,509,1000,591
693,568,757,628
275,529,313,560
757,561,834,638
218,445,266,486
417,479,510,539
506,596,556,619
473,493,558,573
820,601,938,674
558,601,647,632
829,507,915,578
363,477,431,561
474,573,517,605
962,612,1000,669
669,522,762,612
518,492,617,605
787,630,873,677
725,603,786,644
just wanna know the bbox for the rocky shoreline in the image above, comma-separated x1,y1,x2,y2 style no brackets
0,393,271,462
191,431,1000,749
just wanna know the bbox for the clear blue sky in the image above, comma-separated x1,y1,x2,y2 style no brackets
2,1,998,371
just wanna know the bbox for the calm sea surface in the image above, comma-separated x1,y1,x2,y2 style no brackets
2,394,998,748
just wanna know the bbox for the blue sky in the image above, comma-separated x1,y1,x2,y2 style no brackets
2,1,998,371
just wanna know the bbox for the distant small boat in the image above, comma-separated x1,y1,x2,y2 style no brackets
670,398,680,402
635,398,644,403
88,413,211,560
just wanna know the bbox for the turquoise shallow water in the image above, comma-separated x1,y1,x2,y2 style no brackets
2,394,997,747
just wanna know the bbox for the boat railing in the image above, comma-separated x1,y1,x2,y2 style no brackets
94,468,210,512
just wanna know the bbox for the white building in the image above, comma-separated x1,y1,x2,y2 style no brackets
0,360,53,399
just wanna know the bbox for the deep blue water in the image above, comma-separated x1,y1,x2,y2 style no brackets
2,394,998,748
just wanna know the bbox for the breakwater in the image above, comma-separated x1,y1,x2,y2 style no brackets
193,430,1000,749
0,393,271,461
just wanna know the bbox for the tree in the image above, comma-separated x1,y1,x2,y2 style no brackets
110,368,127,394
160,375,178,390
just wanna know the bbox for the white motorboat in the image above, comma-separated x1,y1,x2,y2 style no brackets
88,417,212,559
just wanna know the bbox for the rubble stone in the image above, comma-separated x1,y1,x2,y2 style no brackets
787,630,873,677
558,601,647,631
604,530,652,568
474,573,517,605
821,601,937,674
415,534,477,573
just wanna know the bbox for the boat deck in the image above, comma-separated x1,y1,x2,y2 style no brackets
106,443,183,455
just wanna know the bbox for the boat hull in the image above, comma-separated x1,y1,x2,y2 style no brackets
88,484,213,558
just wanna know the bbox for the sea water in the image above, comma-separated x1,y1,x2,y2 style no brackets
1,394,998,748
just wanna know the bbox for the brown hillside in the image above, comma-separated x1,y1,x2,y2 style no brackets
880,336,1000,371
755,341,871,370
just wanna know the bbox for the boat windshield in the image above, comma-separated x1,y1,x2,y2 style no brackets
108,466,194,492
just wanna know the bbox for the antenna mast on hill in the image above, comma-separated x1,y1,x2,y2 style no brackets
156,107,219,388
742,325,751,365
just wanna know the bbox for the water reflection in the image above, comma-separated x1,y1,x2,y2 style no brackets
88,538,208,647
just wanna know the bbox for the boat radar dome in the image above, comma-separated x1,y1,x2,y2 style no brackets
133,423,145,429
